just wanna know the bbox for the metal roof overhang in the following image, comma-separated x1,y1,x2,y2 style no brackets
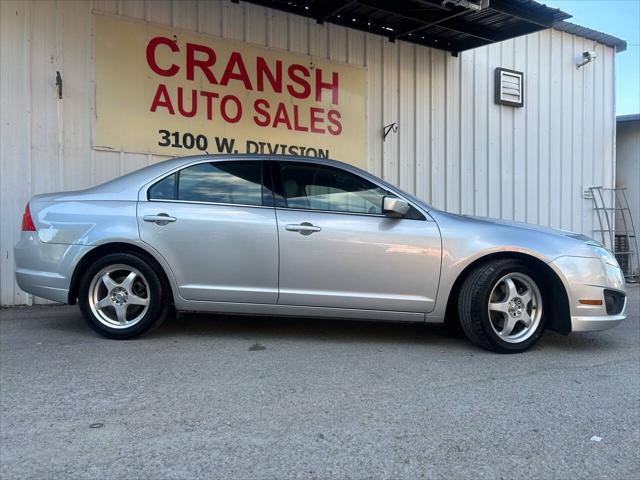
239,0,571,55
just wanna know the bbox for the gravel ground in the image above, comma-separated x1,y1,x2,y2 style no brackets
1,285,638,480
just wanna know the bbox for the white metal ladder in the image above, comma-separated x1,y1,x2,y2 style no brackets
589,186,639,282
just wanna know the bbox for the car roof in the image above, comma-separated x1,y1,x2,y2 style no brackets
86,154,369,199
148,154,376,182
87,154,431,213
157,153,362,170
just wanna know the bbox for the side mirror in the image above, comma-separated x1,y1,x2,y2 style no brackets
383,196,410,218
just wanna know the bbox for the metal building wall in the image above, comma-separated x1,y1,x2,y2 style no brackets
0,0,617,305
615,120,640,275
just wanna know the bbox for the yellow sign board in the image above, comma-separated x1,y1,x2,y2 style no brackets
94,15,367,166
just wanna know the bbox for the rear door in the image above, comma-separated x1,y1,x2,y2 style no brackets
138,159,279,304
272,160,441,313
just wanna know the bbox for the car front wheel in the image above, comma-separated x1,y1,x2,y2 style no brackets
78,253,169,339
458,259,546,353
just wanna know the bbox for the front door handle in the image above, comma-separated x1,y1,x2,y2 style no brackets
143,213,177,225
286,222,321,235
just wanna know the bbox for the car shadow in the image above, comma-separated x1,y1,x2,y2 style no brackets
151,311,466,348
38,305,630,353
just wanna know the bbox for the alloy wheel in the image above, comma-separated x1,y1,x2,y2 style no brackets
487,272,542,344
88,264,150,329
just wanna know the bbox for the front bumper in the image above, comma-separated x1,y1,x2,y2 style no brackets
571,312,626,332
551,256,626,333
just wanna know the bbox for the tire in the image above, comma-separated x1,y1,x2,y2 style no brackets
458,259,546,353
78,253,169,339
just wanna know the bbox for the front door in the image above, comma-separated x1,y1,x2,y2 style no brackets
273,161,441,313
138,160,279,304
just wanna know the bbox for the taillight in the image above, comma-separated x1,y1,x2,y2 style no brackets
21,203,36,231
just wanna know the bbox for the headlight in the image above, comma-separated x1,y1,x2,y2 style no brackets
586,241,619,267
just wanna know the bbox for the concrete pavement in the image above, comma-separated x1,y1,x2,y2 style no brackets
1,285,638,479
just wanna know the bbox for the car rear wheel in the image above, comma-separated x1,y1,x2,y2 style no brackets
458,259,546,353
78,253,169,339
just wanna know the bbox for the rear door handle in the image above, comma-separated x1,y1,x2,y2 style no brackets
143,213,176,225
286,222,321,235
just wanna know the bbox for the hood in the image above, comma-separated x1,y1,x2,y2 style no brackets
457,214,595,243
429,209,599,244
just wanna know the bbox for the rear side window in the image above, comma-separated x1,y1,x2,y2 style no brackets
148,173,176,200
148,161,263,206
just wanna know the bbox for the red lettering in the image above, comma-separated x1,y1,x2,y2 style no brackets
146,37,179,77
309,107,325,134
220,52,252,90
272,102,292,130
220,95,242,123
199,91,220,120
315,68,339,105
177,87,197,117
292,105,309,132
287,64,311,99
256,57,282,93
253,99,271,127
149,84,175,114
327,109,342,135
186,43,218,84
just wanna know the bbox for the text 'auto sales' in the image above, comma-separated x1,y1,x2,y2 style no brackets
146,36,343,136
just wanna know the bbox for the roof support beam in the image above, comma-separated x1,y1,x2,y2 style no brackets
453,22,544,51
486,0,557,28
393,9,470,40
357,0,499,42
240,0,570,54
314,0,358,24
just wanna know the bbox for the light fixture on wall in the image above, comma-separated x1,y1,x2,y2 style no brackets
576,50,597,69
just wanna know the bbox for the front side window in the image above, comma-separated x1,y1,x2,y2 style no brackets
277,163,388,214
148,161,263,206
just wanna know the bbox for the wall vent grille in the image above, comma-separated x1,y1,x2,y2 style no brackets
495,68,524,107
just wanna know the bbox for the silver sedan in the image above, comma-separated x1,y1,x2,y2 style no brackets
14,155,627,353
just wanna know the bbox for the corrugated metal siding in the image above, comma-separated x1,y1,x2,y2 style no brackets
0,0,618,305
615,121,640,275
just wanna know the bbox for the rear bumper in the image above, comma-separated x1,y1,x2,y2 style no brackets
551,256,626,333
14,232,91,304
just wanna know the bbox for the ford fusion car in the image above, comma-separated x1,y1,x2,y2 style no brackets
14,155,626,353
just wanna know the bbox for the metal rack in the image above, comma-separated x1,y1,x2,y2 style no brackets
589,186,639,282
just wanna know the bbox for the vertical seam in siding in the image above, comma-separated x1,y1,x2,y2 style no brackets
536,33,541,224
413,47,420,196
511,41,529,220
90,1,96,185
56,0,64,191
472,49,477,215
26,0,33,201
24,1,33,304
523,36,528,222
547,34,552,227
498,42,503,217
196,0,202,33
443,55,447,210
458,53,462,213
485,47,490,216
396,42,400,184
569,35,574,228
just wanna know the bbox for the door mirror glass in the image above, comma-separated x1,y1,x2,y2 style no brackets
383,196,410,218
